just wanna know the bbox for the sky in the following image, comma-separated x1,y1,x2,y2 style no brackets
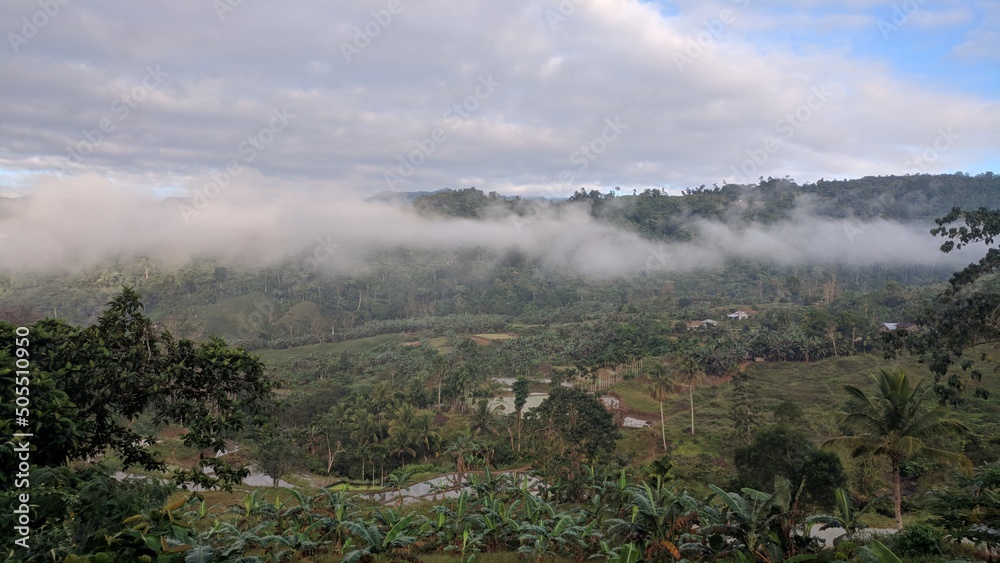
0,0,998,200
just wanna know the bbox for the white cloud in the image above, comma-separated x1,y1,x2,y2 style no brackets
0,0,995,197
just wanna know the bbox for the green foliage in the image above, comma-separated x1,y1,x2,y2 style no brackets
806,488,882,541
249,427,303,487
524,387,620,476
888,524,943,557
892,202,1000,403
0,288,276,491
825,368,972,528
733,425,846,509
929,461,1000,553
729,373,764,445
0,462,173,559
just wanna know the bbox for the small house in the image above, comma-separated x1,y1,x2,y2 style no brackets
878,322,917,333
727,311,749,320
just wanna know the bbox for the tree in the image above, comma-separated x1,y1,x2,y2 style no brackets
824,368,972,529
930,461,1000,558
0,287,275,490
411,412,441,463
732,425,845,509
675,354,703,436
649,363,670,449
512,377,530,452
525,387,620,476
729,373,763,445
470,398,497,437
249,428,302,487
890,206,1000,403
314,403,350,474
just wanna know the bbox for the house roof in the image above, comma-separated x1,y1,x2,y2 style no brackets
879,322,917,331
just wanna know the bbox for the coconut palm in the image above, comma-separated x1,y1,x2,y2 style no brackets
470,397,497,437
649,363,670,450
411,412,441,462
387,428,416,467
824,368,972,529
675,352,703,435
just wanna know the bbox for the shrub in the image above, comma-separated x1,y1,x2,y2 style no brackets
890,524,943,557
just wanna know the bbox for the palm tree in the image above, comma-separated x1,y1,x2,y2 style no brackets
649,363,670,450
351,411,386,483
387,425,416,467
470,397,497,437
824,368,972,529
676,353,702,435
411,412,441,462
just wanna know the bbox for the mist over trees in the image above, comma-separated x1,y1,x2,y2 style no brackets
4,174,1000,561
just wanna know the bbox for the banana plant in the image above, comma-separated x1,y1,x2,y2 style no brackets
114,496,206,562
805,488,883,542
859,539,903,563
707,484,785,562
342,512,419,562
595,540,642,563
307,488,358,550
517,512,584,561
607,477,698,560
225,489,276,528
443,527,484,562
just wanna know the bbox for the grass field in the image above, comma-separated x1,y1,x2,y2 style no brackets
255,333,410,363
607,351,1000,496
472,333,518,341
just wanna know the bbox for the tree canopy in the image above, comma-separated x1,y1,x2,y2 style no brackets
0,287,275,490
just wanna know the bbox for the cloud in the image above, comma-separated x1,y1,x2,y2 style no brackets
0,176,977,279
0,0,997,197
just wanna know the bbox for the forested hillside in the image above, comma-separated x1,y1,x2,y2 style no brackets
4,173,1000,561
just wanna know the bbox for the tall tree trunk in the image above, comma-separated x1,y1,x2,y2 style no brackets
689,381,696,435
516,411,523,453
893,461,903,529
660,399,667,450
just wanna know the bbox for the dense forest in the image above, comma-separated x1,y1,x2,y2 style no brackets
4,172,1000,561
